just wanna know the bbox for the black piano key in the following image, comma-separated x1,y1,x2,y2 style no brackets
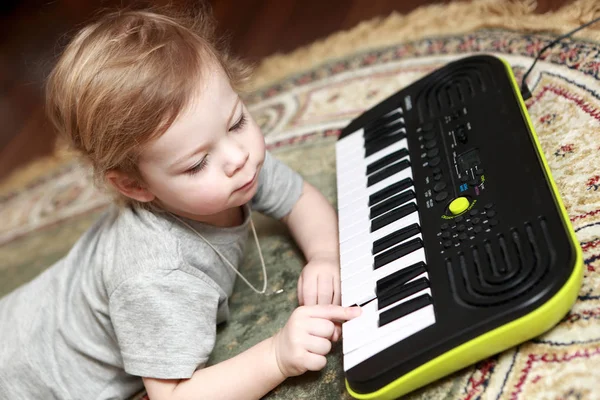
374,237,423,269
371,202,417,232
364,110,403,132
364,118,404,140
376,261,427,297
378,277,430,310
364,116,396,133
366,148,409,175
372,222,420,255
364,125,405,146
364,131,406,157
370,190,415,220
367,160,410,187
369,178,413,206
378,294,432,327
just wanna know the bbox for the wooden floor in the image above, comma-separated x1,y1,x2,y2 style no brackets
0,0,570,182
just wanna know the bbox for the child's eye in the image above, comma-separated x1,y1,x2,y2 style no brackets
186,155,209,175
229,113,247,132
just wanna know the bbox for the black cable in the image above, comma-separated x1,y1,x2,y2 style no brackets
520,14,600,100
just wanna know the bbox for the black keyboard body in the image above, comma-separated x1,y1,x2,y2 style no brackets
337,54,582,398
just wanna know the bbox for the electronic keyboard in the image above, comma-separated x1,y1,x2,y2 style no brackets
336,55,583,400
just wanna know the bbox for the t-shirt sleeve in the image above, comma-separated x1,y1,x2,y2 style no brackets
109,269,221,379
251,151,304,219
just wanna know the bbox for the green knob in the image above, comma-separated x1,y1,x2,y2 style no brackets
449,197,470,215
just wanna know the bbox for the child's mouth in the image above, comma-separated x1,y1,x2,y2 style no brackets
235,172,257,192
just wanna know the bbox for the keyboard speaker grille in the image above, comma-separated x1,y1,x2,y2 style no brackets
446,217,555,307
415,59,497,122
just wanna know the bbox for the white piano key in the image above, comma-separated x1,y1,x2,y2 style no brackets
339,218,417,260
341,248,427,306
338,152,410,192
336,124,406,167
341,224,421,266
343,244,426,288
335,129,364,153
336,107,403,157
342,271,430,325
337,134,408,177
341,286,374,308
337,129,406,165
336,139,410,189
339,199,412,243
338,188,415,238
339,213,420,266
343,304,435,371
341,230,422,273
337,179,411,220
335,141,362,166
343,286,432,354
337,174,414,211
338,168,414,209
337,148,367,174
338,137,366,157
339,141,409,184
361,138,408,166
338,200,368,225
338,202,373,233
341,258,427,308
340,199,418,244
340,233,423,270
339,166,413,199
336,148,362,192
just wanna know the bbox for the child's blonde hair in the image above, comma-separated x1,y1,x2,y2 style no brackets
46,4,251,204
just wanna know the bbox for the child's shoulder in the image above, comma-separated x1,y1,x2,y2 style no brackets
109,204,177,243
99,205,181,286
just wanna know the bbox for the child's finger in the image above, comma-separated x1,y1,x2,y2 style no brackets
297,275,304,306
333,278,341,306
304,352,327,371
305,336,332,356
317,276,333,305
302,280,318,306
307,304,361,322
306,318,336,338
331,323,342,342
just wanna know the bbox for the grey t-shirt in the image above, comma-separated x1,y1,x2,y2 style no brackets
0,151,303,400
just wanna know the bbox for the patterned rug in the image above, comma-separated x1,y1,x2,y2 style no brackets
3,1,600,399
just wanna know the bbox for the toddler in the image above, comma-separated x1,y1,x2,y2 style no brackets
0,6,360,400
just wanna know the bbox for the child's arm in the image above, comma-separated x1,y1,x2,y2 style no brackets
142,305,360,400
282,181,341,307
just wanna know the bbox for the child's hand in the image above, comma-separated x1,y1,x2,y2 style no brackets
272,305,361,377
298,258,344,341
297,258,341,306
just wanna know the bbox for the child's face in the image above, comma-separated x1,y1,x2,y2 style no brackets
136,64,266,223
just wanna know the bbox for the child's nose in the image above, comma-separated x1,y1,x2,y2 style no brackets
223,139,249,176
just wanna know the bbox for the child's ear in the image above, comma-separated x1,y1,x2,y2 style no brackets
105,170,155,203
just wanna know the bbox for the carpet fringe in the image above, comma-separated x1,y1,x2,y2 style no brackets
249,0,600,90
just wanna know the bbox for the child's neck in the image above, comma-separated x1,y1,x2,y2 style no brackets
218,206,245,227
179,206,245,228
